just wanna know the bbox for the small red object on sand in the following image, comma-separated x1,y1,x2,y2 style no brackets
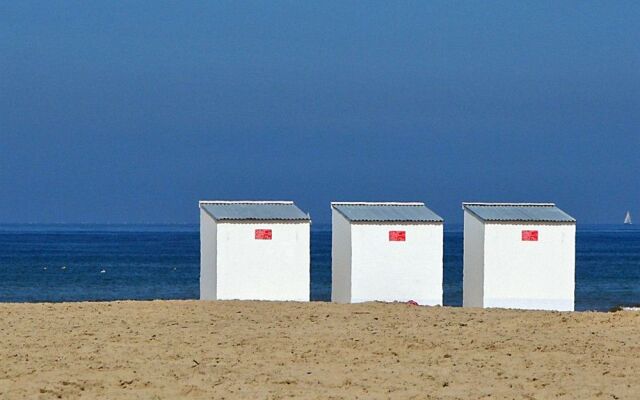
406,300,419,306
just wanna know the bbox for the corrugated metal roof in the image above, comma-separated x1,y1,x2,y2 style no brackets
200,201,310,221
332,202,443,222
463,203,575,223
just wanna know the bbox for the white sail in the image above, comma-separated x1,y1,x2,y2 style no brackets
624,211,632,224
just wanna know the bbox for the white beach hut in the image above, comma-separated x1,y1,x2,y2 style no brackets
331,202,444,305
462,203,576,311
199,201,310,301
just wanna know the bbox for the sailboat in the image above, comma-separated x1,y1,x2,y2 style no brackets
624,211,632,225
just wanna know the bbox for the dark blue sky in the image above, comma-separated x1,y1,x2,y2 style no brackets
1,1,638,224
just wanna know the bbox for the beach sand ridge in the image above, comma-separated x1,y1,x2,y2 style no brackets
1,300,638,399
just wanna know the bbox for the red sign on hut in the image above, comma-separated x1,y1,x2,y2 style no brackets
389,231,406,241
255,229,272,240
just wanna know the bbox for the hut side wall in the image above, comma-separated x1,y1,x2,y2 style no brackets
216,221,310,301
350,222,443,305
483,222,575,311
331,210,352,303
463,211,485,307
200,210,218,300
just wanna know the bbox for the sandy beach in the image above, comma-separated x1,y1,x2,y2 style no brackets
0,301,638,399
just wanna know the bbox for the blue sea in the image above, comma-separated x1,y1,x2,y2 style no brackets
0,224,639,311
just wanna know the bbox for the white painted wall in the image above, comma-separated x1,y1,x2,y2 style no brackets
462,211,484,307
350,222,443,305
331,208,443,305
200,209,217,300
463,209,575,311
215,220,310,301
483,222,575,311
331,211,352,303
